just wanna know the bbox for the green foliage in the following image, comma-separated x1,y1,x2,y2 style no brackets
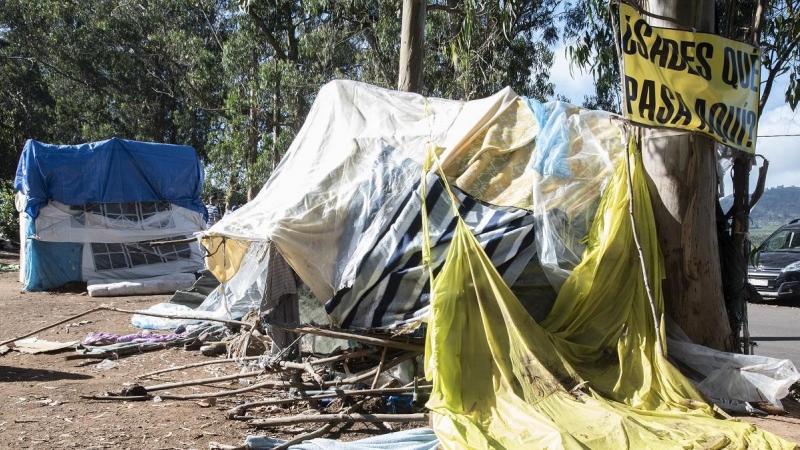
2,0,562,199
1,0,227,157
563,0,620,111
424,0,558,100
0,181,19,243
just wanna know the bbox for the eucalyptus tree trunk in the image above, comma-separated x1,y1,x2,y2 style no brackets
641,0,733,350
398,0,426,93
246,52,260,202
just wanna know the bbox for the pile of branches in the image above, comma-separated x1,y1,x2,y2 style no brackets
82,325,431,449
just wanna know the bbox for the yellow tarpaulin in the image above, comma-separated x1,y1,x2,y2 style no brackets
423,143,795,449
200,236,249,283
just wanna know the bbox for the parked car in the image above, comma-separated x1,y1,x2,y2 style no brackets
748,218,800,301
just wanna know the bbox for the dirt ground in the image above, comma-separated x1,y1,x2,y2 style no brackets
0,248,799,449
0,249,415,449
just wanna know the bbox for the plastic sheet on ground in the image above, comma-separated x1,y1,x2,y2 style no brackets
423,145,796,449
243,428,439,450
667,320,800,413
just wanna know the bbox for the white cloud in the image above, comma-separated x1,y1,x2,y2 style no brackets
721,104,800,193
548,45,595,103
754,104,800,188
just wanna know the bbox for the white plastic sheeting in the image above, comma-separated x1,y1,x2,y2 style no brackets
667,322,800,413
132,241,272,329
19,200,205,290
206,81,506,303
33,201,205,243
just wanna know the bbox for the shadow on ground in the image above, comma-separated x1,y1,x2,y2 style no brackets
0,365,93,382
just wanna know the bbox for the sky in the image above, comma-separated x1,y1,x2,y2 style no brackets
548,45,800,191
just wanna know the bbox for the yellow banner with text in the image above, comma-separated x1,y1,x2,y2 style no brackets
619,3,760,152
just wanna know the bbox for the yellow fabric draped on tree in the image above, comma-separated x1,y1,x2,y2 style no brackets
423,141,796,449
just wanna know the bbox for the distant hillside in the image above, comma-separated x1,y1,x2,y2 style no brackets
720,186,800,227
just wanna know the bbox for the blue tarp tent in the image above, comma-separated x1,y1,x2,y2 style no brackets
14,138,207,291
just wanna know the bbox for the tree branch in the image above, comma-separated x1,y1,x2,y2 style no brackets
249,413,429,428
759,29,800,114
427,4,464,16
247,10,288,60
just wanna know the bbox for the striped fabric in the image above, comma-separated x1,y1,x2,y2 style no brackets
325,174,536,330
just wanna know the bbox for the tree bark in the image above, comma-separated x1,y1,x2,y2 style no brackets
246,51,260,202
272,63,281,173
398,0,426,93
641,0,733,350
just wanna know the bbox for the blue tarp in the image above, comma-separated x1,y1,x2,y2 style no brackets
14,137,207,220
24,240,83,291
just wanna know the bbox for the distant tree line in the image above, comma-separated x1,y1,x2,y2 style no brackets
0,0,560,203
746,186,800,225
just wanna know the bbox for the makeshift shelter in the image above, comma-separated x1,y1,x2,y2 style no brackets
14,138,207,292
179,80,797,448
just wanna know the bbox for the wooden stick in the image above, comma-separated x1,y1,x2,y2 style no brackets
145,370,264,392
138,348,377,379
0,305,251,348
149,351,419,401
149,237,197,247
623,135,664,356
308,349,377,366
226,385,433,419
143,352,380,393
371,346,388,389
157,380,308,400
103,305,252,329
138,356,264,378
0,307,106,347
81,395,150,401
294,326,423,352
249,413,428,428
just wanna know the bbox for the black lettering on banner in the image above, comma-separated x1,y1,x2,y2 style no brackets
639,79,657,121
649,35,668,67
745,110,757,148
722,47,759,92
625,75,639,115
695,43,713,80
737,51,752,90
622,15,637,55
628,78,695,126
694,98,711,134
733,104,746,144
665,38,686,71
712,102,731,144
695,98,757,149
633,17,651,58
680,41,697,76
745,52,759,92
656,84,675,124
672,92,692,126
722,47,739,89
